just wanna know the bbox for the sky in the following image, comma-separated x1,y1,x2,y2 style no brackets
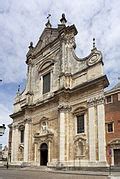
0,0,120,147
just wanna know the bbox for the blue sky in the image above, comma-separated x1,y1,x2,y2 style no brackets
0,0,120,147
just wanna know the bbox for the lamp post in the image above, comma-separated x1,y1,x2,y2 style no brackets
0,124,6,136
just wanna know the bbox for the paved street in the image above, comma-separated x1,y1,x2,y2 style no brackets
0,168,108,179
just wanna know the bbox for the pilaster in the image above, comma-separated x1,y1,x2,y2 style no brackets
96,96,106,162
24,118,31,162
11,125,15,162
58,104,71,164
34,143,37,163
87,98,96,162
11,125,19,163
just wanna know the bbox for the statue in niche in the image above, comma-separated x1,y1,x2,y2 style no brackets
75,141,84,157
41,121,48,134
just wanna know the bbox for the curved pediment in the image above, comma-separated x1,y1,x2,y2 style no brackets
108,138,120,145
38,59,54,73
73,106,86,114
74,135,86,143
72,47,102,67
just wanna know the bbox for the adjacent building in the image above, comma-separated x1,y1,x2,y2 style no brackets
10,14,109,167
105,82,120,166
2,145,8,161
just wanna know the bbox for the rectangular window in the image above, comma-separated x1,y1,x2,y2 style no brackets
20,130,24,143
77,114,84,134
107,122,113,133
43,72,50,94
106,95,112,104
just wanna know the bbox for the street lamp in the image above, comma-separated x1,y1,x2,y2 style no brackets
0,124,6,136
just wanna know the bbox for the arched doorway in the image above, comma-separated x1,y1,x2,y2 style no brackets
40,143,48,166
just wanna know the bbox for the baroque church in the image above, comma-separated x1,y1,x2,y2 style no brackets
10,14,109,167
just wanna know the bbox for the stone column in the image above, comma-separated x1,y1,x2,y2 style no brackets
48,141,51,163
14,126,19,162
11,126,15,162
24,119,31,162
58,105,66,163
11,125,19,163
40,76,43,95
34,143,37,163
58,104,71,164
97,96,106,162
88,99,96,162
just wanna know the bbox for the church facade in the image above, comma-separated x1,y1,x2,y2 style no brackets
10,14,109,167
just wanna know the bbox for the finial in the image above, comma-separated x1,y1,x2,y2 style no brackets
17,85,20,93
45,14,52,28
29,42,33,49
60,13,67,25
93,38,96,49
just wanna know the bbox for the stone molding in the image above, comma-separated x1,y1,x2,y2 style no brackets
34,132,54,145
87,52,101,66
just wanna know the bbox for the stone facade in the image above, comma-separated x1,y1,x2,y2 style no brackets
10,14,109,167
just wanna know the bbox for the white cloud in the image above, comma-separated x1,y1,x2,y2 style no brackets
0,104,12,147
0,0,120,84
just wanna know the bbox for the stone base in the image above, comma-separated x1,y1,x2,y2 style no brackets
108,176,120,179
48,159,108,168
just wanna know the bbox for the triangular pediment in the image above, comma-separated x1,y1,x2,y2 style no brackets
34,28,59,55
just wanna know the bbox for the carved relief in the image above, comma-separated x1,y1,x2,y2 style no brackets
74,136,87,159
18,144,24,161
87,51,102,66
34,116,54,145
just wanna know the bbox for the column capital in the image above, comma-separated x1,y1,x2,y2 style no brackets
87,98,96,107
96,96,105,105
87,95,105,107
12,124,19,129
58,104,71,112
24,118,32,124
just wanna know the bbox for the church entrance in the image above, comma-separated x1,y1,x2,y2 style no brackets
40,143,48,166
114,149,120,166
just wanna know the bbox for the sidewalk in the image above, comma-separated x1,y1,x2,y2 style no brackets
20,166,120,177
1,165,120,178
